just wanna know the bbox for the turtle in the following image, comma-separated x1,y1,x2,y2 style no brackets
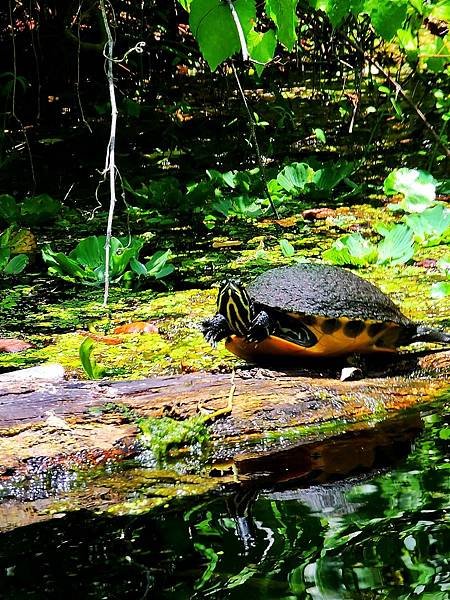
201,264,450,362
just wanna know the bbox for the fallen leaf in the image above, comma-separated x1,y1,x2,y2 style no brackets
0,338,33,353
81,333,124,345
113,321,159,334
302,208,335,220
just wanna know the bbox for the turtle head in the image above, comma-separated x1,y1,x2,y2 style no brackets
217,279,253,336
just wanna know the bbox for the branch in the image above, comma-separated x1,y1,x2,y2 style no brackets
99,0,118,306
232,65,280,219
339,31,450,159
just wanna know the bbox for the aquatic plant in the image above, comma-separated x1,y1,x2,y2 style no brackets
0,193,62,226
323,224,415,267
79,337,105,379
384,168,438,213
431,256,450,299
42,235,174,286
274,160,356,200
403,204,450,247
0,227,29,275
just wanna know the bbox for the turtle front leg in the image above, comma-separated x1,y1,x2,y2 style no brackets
202,313,233,347
246,310,273,343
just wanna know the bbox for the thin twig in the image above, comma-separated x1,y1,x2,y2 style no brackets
99,0,118,306
232,65,280,219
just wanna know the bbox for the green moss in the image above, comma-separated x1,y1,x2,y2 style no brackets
138,415,211,461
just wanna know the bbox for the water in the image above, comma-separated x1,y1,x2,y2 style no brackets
0,401,449,599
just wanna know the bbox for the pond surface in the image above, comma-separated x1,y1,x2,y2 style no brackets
1,397,449,599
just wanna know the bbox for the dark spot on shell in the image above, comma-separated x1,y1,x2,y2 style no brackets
367,322,387,338
303,315,316,326
343,320,365,338
321,318,341,335
376,327,401,349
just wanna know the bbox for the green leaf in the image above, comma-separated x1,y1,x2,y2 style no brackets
145,249,175,279
265,0,299,50
312,161,356,192
364,0,408,40
313,127,326,143
247,29,276,75
3,254,29,275
430,0,450,21
277,162,313,192
79,337,105,380
129,257,149,277
308,0,349,27
404,204,450,246
0,247,10,270
72,236,103,269
431,281,450,299
0,194,20,224
190,0,256,70
439,427,450,439
20,194,62,225
323,233,378,266
384,168,437,212
42,245,87,280
376,224,415,265
42,236,144,286
279,238,296,257
422,37,447,73
396,28,418,60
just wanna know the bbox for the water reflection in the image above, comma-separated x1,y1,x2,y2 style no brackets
0,402,449,599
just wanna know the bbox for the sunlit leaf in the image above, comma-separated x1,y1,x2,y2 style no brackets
79,337,105,380
404,204,450,246
279,238,296,257
266,0,299,49
277,162,313,192
384,168,437,212
323,233,378,266
3,254,29,275
364,0,408,40
431,281,450,299
376,224,415,265
313,127,326,143
247,29,276,75
190,0,256,70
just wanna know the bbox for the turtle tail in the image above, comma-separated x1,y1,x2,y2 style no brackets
412,325,450,344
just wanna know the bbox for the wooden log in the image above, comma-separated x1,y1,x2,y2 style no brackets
1,354,449,472
0,353,449,531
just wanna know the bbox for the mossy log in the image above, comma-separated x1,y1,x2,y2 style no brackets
0,353,449,531
1,352,449,474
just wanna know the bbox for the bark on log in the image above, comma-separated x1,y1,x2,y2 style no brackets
1,355,449,472
0,354,449,531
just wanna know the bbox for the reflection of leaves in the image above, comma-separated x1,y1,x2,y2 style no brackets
193,543,219,590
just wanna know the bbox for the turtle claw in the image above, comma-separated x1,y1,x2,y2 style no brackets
201,314,232,348
245,310,272,344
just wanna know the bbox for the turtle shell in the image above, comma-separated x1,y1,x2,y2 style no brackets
222,264,418,359
247,264,411,326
